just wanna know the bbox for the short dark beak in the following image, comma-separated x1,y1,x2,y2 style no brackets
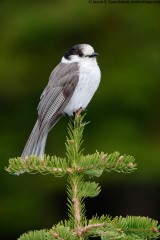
89,52,99,58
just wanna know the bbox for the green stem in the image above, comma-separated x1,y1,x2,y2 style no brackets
66,114,86,239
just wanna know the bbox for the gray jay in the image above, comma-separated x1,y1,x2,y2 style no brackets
22,44,101,159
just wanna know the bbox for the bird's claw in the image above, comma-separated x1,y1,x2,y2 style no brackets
74,107,83,118
69,107,83,128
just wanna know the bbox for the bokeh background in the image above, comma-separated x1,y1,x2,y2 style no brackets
0,1,160,239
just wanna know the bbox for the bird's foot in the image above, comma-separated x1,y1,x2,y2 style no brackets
69,107,84,128
74,107,83,118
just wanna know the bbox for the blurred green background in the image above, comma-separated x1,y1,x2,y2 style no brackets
0,1,160,239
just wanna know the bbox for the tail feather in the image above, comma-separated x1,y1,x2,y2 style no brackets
21,120,41,159
21,114,62,159
33,131,48,157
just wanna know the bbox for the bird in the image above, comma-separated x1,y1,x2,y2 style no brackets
21,44,101,159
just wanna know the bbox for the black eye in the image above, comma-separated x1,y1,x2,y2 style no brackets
78,53,83,57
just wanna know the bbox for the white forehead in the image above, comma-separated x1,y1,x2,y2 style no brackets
81,44,94,55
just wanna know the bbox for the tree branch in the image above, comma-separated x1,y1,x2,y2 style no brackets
50,229,63,240
72,176,81,237
80,222,114,235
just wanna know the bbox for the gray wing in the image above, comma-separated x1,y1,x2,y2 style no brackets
37,62,79,133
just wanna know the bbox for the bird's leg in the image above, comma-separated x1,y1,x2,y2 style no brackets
72,107,84,128
74,107,83,118
67,108,84,128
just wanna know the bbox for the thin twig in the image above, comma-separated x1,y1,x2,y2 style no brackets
50,229,63,240
80,222,118,235
81,222,106,234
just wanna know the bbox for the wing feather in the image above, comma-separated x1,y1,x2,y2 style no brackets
37,62,79,133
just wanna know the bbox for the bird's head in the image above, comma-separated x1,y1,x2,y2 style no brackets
62,44,99,63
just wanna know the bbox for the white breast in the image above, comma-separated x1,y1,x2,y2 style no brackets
64,59,101,116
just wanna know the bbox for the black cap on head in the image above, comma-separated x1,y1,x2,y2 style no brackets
64,45,83,60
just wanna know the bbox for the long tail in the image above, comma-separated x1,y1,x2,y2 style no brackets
21,116,62,159
21,120,43,159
